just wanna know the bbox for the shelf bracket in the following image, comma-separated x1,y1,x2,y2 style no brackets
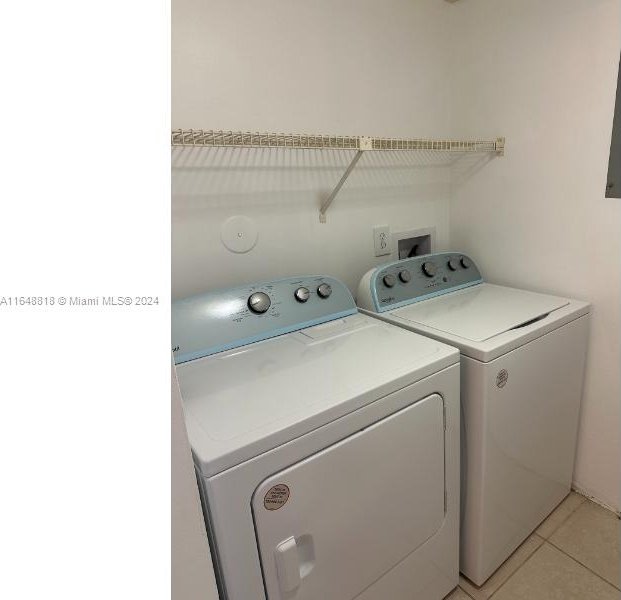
495,137,505,156
319,137,373,223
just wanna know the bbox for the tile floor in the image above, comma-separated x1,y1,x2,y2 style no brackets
446,492,621,600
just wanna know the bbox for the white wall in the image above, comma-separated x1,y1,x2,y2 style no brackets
172,0,456,299
449,0,621,511
172,365,219,600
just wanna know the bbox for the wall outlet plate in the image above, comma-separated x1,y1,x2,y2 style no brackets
373,225,391,257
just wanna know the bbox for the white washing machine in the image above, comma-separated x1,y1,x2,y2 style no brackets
172,275,460,600
357,253,590,586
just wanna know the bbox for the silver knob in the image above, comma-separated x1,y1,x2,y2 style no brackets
383,274,396,288
248,292,271,314
317,283,332,298
447,258,459,271
294,287,310,303
422,262,437,278
398,269,411,283
460,256,471,269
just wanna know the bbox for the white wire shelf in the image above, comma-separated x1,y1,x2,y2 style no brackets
171,129,505,221
172,129,360,150
171,129,503,153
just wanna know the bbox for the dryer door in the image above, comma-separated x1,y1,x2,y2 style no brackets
252,393,446,600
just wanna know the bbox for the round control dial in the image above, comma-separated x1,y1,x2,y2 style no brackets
317,283,332,298
447,258,459,271
247,292,271,314
383,274,397,288
398,269,411,283
422,262,437,278
294,287,310,303
460,256,471,269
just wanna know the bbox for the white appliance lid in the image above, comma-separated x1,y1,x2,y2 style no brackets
176,314,458,476
395,283,570,342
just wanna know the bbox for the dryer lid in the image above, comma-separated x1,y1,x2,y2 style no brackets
395,283,569,342
177,313,458,476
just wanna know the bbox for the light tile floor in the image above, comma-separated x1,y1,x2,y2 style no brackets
446,493,621,600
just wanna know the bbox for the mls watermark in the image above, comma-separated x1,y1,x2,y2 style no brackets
0,296,161,308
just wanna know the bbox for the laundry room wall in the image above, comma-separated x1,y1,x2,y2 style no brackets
171,0,456,299
448,0,621,511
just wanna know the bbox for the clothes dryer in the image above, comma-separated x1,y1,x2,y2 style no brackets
173,275,460,600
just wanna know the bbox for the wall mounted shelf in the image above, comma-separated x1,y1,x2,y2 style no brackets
171,129,505,222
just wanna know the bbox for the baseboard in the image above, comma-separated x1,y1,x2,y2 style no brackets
571,484,621,518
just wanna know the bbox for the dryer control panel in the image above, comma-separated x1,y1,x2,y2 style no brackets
357,252,483,313
172,276,357,363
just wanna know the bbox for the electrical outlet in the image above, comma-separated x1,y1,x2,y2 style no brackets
373,225,391,257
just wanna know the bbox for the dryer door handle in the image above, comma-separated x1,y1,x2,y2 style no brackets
275,537,301,593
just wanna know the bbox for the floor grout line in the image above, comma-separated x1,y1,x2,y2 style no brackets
456,497,617,599
537,494,586,540
545,538,621,591
457,585,477,600
486,539,621,598
457,534,546,599
486,540,547,599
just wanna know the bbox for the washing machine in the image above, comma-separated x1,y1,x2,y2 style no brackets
172,275,460,600
357,253,589,586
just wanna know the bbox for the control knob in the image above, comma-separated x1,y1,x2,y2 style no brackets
460,256,471,269
447,258,459,271
294,287,310,303
398,269,411,283
422,262,437,278
247,292,271,314
383,274,397,288
317,283,332,298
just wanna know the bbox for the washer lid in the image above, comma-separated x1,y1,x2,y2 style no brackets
176,313,458,477
395,283,569,342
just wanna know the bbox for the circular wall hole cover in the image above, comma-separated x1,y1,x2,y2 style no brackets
220,215,258,253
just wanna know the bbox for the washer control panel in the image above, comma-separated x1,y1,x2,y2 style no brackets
172,276,356,363
361,252,483,313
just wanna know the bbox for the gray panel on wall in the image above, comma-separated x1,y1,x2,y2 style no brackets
607,54,620,198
